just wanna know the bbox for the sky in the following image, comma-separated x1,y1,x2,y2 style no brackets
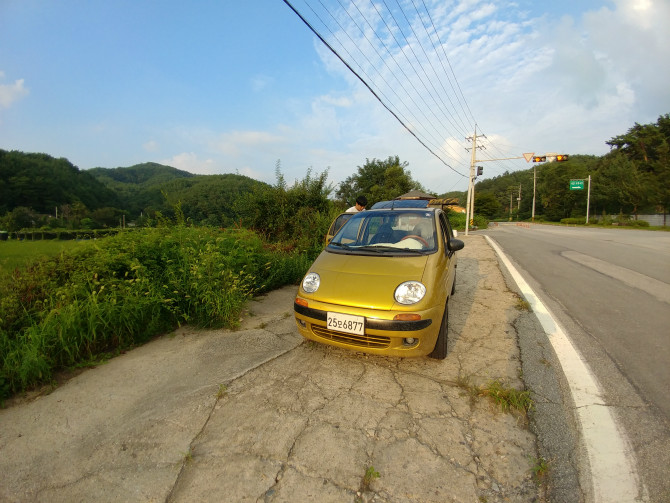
1,0,669,196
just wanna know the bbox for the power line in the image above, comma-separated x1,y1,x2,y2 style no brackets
282,0,465,176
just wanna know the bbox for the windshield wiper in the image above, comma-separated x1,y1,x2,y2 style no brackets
358,245,425,254
329,241,352,250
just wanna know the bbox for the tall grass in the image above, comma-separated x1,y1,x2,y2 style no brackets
0,226,312,400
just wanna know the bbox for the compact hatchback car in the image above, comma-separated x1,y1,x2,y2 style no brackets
294,203,464,359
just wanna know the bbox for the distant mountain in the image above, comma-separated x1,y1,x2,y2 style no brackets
88,162,195,187
88,162,268,223
1,151,269,227
0,149,119,214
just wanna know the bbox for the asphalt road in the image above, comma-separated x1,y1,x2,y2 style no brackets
482,223,670,502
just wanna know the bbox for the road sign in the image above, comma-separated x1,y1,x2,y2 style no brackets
523,153,534,162
570,179,584,190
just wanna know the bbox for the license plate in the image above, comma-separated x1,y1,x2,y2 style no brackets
327,312,365,335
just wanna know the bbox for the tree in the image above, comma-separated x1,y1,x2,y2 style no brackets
474,192,501,218
336,156,425,207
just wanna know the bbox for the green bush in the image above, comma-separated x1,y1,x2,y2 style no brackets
560,217,586,225
447,211,489,231
0,226,310,399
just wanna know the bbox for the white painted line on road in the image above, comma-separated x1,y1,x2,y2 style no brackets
485,235,646,503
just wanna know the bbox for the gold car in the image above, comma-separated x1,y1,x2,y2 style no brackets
294,205,464,359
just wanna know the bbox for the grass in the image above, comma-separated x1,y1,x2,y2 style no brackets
456,374,533,416
361,466,380,491
515,296,531,311
0,226,313,401
478,379,533,414
530,456,549,483
0,239,92,281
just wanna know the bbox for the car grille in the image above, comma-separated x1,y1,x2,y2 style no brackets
311,325,390,348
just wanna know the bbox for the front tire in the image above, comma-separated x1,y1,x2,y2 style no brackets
429,301,449,359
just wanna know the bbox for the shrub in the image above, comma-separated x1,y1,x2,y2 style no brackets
560,217,586,225
0,226,310,399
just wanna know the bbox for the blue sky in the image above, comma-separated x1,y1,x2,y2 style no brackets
1,0,668,196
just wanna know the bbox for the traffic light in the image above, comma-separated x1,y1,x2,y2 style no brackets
556,154,569,162
476,166,483,176
532,156,546,162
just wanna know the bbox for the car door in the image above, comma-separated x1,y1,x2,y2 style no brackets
438,211,457,294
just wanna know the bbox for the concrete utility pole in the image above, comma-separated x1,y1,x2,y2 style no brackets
465,127,486,236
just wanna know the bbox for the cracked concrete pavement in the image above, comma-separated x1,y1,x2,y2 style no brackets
0,235,546,502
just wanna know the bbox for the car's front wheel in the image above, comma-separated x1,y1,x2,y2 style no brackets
429,301,449,359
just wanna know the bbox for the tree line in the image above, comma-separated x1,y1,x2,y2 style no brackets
469,114,669,222
1,114,668,233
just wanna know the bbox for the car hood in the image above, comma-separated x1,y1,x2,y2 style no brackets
305,251,429,310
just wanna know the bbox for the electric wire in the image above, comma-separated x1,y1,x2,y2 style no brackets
284,0,532,186
281,0,465,175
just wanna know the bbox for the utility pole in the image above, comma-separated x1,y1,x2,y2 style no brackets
509,190,513,221
465,127,486,236
532,167,537,221
518,184,522,212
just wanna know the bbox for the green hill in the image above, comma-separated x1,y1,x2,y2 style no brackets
0,149,119,215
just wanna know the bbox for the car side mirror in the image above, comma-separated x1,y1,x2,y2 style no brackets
448,238,464,252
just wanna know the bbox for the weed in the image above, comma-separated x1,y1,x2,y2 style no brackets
0,226,313,400
182,447,194,464
530,456,549,483
477,379,533,415
360,466,380,491
515,297,531,311
216,384,227,400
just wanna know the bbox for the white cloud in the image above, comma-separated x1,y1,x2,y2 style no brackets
251,74,273,92
160,152,217,175
212,130,284,157
143,140,159,152
0,73,29,109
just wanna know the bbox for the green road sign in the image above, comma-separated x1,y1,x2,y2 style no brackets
570,179,584,190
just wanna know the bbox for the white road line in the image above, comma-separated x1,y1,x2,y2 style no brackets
485,235,646,503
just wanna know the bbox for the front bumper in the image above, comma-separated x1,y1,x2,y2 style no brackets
293,298,439,357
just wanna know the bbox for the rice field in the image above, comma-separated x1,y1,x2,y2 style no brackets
0,239,94,281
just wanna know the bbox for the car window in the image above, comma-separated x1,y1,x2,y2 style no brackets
329,210,437,254
329,213,353,237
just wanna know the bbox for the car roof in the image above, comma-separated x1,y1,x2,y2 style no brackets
370,197,460,210
370,199,430,209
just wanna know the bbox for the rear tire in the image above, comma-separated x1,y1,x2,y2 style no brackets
429,301,449,359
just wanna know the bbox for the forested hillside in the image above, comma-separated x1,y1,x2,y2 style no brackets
0,153,268,231
1,114,668,231
468,114,669,221
0,150,119,215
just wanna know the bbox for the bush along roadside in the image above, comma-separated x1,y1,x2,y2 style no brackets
0,225,312,401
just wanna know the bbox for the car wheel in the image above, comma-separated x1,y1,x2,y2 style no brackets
451,269,457,295
429,301,449,360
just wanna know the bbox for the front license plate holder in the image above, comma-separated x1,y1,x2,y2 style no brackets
327,312,365,335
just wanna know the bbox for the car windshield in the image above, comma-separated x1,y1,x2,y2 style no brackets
328,209,437,254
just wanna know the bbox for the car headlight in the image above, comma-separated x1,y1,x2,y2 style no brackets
302,272,321,293
394,281,426,305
